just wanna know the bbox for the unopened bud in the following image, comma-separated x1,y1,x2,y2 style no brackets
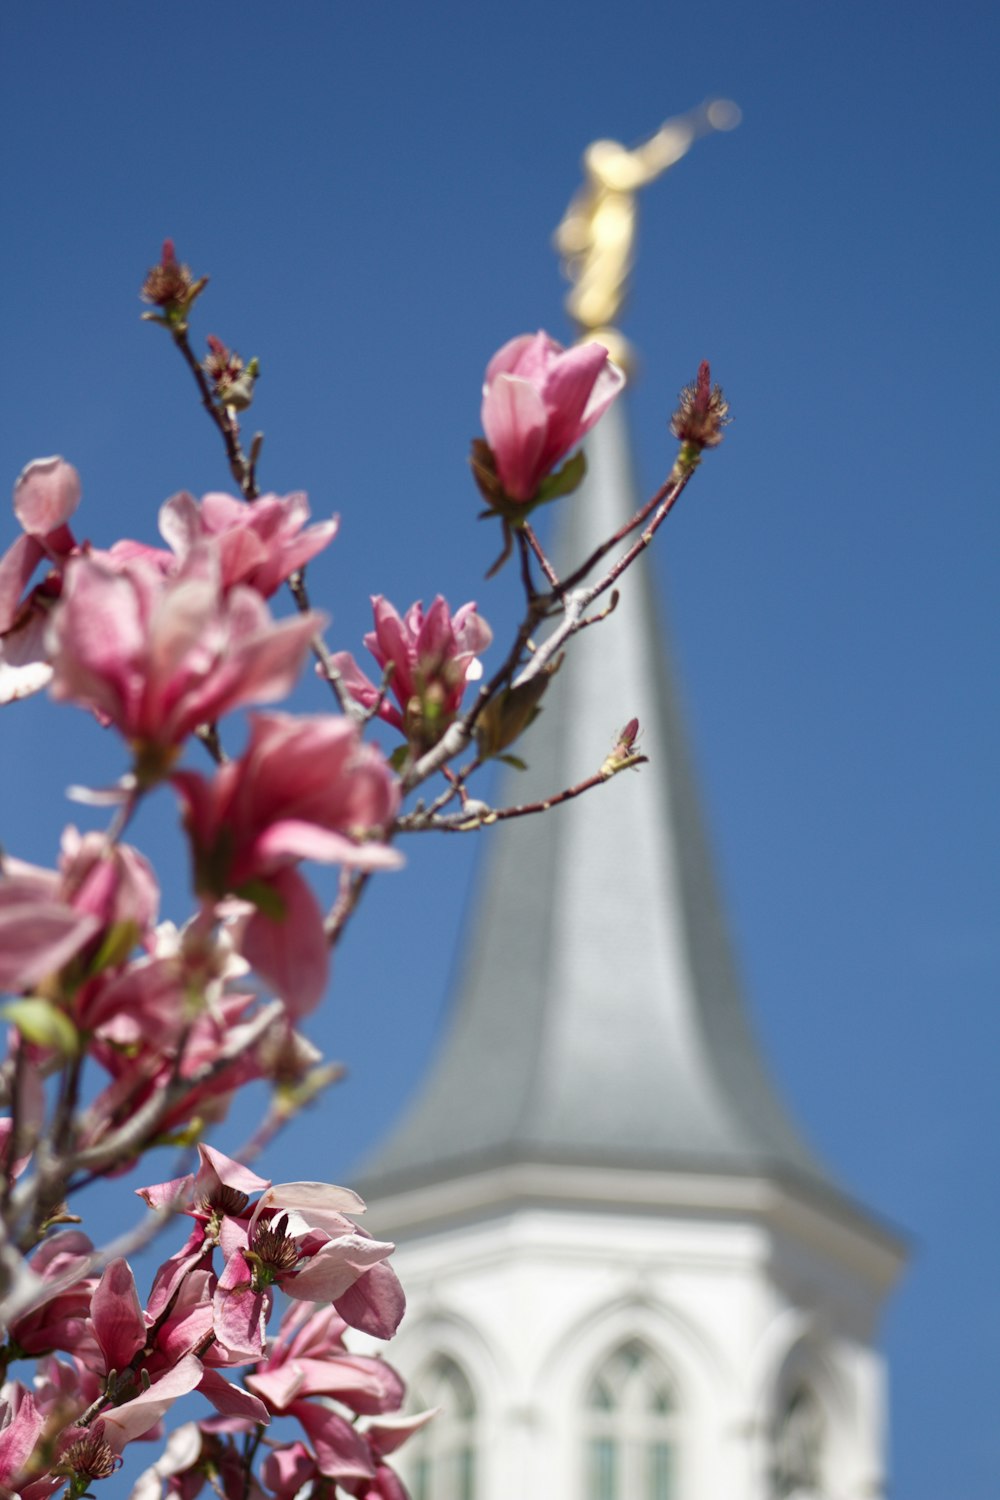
140,239,208,326
600,717,645,777
670,361,730,451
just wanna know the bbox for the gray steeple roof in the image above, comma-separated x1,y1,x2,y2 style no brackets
360,399,842,1202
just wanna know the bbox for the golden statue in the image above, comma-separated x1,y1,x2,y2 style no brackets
555,99,740,367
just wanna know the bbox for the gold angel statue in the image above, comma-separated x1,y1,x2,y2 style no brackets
555,99,740,365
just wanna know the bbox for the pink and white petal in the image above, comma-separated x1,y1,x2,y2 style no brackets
13,457,81,538
291,1401,377,1483
0,1390,46,1483
156,491,202,557
481,374,548,502
363,1408,439,1459
256,1182,367,1218
0,613,53,704
213,1250,269,1361
239,869,328,1018
197,1143,271,1199
128,1422,204,1500
0,893,100,989
197,1368,270,1423
482,332,538,385
100,1354,205,1450
260,1440,318,1500
283,1236,393,1304
252,820,401,872
244,1360,306,1412
91,1259,146,1371
334,1260,406,1340
537,341,614,465
0,534,44,631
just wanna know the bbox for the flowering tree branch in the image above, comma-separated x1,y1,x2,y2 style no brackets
0,243,729,1500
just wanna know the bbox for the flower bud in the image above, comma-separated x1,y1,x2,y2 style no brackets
601,717,644,777
670,361,730,451
140,239,208,325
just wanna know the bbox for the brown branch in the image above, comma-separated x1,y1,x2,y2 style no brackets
325,868,374,947
286,568,366,722
522,523,560,588
397,755,648,833
170,327,259,500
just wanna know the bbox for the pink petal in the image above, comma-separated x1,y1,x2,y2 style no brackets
334,1260,406,1339
284,1235,393,1304
292,1401,377,1482
538,341,616,465
253,819,401,871
365,1408,439,1458
213,1250,269,1360
91,1258,146,1371
13,457,81,538
256,1181,367,1217
197,1367,269,1423
481,374,548,502
0,890,100,989
100,1354,205,1450
0,1391,46,1482
0,534,44,631
239,868,329,1017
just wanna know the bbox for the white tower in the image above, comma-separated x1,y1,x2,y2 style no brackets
357,400,904,1500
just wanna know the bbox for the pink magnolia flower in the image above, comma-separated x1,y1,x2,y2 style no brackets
0,866,101,992
246,1302,403,1416
334,595,491,750
82,989,272,1150
159,490,338,599
481,331,625,503
0,1389,47,1495
173,712,400,1013
0,831,158,999
5,1231,100,1362
212,1179,402,1357
0,457,81,704
48,543,322,777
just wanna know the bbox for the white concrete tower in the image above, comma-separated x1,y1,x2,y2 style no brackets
356,396,905,1500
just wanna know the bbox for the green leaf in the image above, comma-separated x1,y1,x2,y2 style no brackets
533,449,587,507
388,744,410,772
1,998,79,1057
88,919,140,975
497,754,528,771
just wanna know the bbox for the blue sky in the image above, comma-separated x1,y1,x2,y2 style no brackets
1,2,997,1495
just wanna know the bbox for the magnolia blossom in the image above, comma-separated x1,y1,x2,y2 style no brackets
136,1150,404,1370
0,457,81,703
174,712,400,1013
248,1303,425,1499
334,595,491,750
48,543,322,773
158,489,338,599
481,330,625,503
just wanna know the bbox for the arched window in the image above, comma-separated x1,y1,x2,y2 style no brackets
583,1339,678,1500
772,1383,825,1499
409,1354,477,1500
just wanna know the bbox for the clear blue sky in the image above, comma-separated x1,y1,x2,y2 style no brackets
1,3,997,1495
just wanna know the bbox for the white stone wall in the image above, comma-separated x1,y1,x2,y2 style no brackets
364,1200,892,1500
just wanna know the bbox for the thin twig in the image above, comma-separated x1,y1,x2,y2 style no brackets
522,522,560,588
170,328,258,500
397,757,648,833
286,568,365,721
324,869,373,946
